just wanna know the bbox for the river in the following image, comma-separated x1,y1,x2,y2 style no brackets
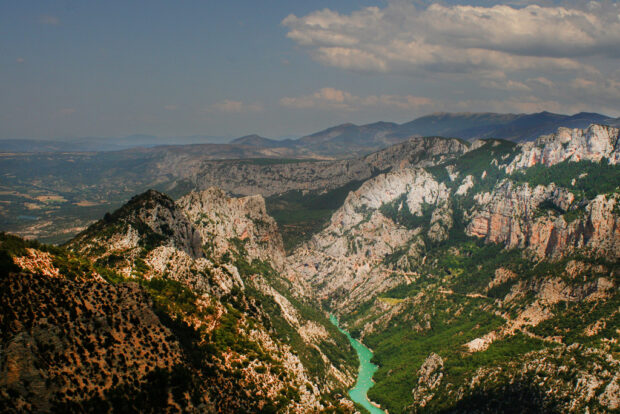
329,315,386,414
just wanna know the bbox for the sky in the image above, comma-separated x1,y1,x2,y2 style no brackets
1,0,619,141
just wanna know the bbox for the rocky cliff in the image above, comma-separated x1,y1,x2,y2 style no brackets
288,168,451,311
287,124,619,413
467,182,620,259
190,136,468,197
2,123,618,413
506,124,620,173
2,186,358,412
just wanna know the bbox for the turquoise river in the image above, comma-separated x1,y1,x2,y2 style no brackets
329,315,386,414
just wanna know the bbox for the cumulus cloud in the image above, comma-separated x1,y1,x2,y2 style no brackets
210,100,263,113
282,1,619,77
39,15,60,25
280,87,434,111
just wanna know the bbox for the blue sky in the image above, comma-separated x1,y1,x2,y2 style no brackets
1,1,619,140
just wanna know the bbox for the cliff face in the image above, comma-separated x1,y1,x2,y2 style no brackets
2,123,618,413
2,187,357,412
467,182,620,259
177,187,285,268
191,136,468,197
506,124,620,173
285,125,619,413
289,168,450,311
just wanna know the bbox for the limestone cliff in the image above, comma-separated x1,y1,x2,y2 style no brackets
285,125,619,412
467,182,620,259
506,124,619,173
3,186,358,412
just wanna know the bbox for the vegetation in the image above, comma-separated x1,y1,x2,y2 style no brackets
511,159,620,199
342,216,620,413
230,242,357,382
379,195,434,230
266,180,367,251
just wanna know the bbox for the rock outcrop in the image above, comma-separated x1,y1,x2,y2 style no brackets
467,182,620,259
289,168,450,310
178,187,285,268
506,124,620,173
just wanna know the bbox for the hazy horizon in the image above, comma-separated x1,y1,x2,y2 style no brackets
2,0,620,140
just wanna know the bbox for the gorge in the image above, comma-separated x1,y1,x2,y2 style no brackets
1,124,619,413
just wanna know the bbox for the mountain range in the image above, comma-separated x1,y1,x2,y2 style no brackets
2,123,618,412
2,111,618,156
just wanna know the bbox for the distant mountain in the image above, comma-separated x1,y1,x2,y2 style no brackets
398,112,519,137
2,111,615,156
3,124,618,412
295,111,615,155
230,134,294,148
451,111,613,141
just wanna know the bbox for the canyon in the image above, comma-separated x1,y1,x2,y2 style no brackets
1,123,618,413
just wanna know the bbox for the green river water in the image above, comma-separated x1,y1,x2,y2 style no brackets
329,315,386,414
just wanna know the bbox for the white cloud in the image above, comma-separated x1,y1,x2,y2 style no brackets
39,15,60,25
209,100,263,113
282,1,620,77
280,87,434,111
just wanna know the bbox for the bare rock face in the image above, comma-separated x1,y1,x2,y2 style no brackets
60,189,356,411
69,190,203,261
192,136,468,197
599,373,620,410
506,124,620,173
467,181,620,259
67,188,286,291
412,353,444,408
289,168,450,310
178,187,285,268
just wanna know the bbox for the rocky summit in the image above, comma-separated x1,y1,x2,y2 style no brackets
1,124,619,413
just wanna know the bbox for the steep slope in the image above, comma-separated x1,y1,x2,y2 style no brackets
289,124,620,413
0,234,215,412
190,136,468,251
1,136,467,244
193,136,468,197
67,188,358,410
1,187,360,412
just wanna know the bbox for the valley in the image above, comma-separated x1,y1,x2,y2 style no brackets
2,111,617,245
4,0,620,412
2,123,619,412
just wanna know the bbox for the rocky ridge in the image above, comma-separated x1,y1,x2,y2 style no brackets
190,136,468,197
2,123,619,413
293,125,619,311
2,186,358,412
288,168,451,311
287,124,619,412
